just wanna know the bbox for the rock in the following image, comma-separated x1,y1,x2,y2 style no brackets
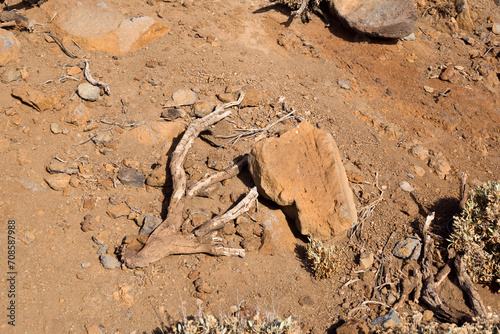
456,5,475,32
161,108,186,119
146,164,170,187
107,202,130,219
11,85,62,111
440,66,457,82
413,165,425,177
359,251,374,269
117,168,145,187
428,157,451,179
1,68,21,83
139,215,162,235
44,174,71,191
92,131,113,145
50,123,61,134
44,0,169,55
399,181,414,192
22,231,36,245
249,121,357,241
257,202,296,255
77,83,100,101
423,86,434,93
82,197,96,209
0,28,21,67
172,89,197,105
409,145,429,160
47,161,79,175
336,319,370,334
127,120,185,146
241,87,264,107
371,310,401,327
66,103,89,126
329,0,417,39
493,23,500,35
241,236,262,252
392,236,421,260
422,310,434,322
81,214,96,232
298,295,314,306
193,100,216,118
100,254,121,270
85,324,105,334
399,197,419,216
338,80,351,89
401,32,416,41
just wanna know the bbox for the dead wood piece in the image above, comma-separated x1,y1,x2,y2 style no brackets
84,60,111,96
453,251,487,317
435,263,451,287
120,94,251,268
420,213,473,324
45,32,78,59
194,187,258,237
0,10,32,30
187,155,248,197
459,173,469,211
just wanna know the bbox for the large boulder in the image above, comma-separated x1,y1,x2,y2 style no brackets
42,0,169,54
329,0,417,38
249,122,357,241
0,28,21,67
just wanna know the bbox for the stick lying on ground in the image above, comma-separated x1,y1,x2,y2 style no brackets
120,93,260,268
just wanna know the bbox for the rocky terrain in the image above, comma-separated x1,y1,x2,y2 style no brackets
0,0,498,333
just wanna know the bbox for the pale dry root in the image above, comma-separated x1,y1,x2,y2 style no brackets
120,94,259,268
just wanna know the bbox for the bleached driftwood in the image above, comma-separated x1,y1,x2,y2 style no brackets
120,93,259,268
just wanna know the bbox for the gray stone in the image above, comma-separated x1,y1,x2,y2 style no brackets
329,0,417,39
172,89,197,105
99,254,121,270
97,246,108,254
78,83,100,101
371,310,401,327
161,108,186,119
399,181,414,192
392,236,421,260
1,68,21,83
139,216,162,235
92,132,113,145
338,80,351,89
117,168,145,187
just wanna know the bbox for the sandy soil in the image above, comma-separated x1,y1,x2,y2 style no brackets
0,0,499,333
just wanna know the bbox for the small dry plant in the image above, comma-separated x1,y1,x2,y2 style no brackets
172,313,300,334
305,237,340,279
449,181,500,288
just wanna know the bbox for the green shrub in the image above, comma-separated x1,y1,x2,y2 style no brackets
449,181,500,288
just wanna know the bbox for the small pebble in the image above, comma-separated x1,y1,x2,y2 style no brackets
117,168,145,187
77,83,100,101
399,181,414,192
99,254,121,270
50,123,61,134
338,80,351,90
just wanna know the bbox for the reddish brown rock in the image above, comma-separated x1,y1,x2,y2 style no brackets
0,28,21,67
44,0,169,55
329,0,417,39
11,85,62,112
249,121,357,241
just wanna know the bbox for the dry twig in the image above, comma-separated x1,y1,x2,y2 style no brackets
84,59,111,95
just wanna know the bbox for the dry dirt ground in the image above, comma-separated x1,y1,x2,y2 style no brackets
0,0,499,333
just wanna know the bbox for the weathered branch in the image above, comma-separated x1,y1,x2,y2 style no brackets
84,60,111,95
120,94,251,268
187,155,248,197
195,187,258,237
452,249,487,317
420,213,473,324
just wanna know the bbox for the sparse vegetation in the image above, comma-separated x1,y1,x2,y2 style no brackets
449,181,500,288
171,312,301,334
305,237,340,279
